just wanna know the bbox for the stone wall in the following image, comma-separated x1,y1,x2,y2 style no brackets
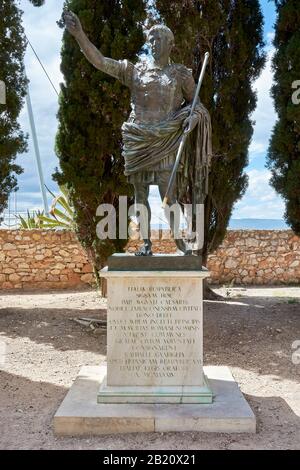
0,229,299,289
0,230,93,290
207,230,300,285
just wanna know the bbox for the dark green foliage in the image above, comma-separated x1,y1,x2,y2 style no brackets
0,0,44,223
267,0,300,234
155,0,265,261
54,0,146,274
0,1,27,222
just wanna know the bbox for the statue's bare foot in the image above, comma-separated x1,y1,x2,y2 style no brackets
135,243,153,256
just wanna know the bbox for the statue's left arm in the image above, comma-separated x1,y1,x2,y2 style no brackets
180,67,204,134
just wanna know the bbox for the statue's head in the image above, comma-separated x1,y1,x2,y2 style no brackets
147,24,174,62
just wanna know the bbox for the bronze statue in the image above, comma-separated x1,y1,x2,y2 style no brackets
64,11,212,256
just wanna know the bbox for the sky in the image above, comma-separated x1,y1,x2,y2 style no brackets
6,0,285,225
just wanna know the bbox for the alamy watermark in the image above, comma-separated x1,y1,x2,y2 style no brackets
292,80,300,105
0,80,6,105
291,340,300,365
95,196,205,250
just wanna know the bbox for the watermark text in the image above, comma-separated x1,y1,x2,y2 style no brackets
0,80,6,104
292,80,300,105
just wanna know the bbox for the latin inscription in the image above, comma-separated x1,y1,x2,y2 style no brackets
107,278,203,386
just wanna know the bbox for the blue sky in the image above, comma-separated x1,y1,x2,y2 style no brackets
9,0,285,223
230,0,285,221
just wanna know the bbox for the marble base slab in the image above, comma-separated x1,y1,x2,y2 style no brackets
97,368,213,404
53,365,256,435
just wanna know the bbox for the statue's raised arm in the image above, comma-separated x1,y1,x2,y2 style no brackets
64,11,132,86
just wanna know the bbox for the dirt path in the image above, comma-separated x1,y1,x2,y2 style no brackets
0,287,299,449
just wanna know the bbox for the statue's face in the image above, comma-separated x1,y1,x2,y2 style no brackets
148,30,172,62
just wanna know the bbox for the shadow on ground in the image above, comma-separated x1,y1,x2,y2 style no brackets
0,288,299,449
0,289,299,384
0,367,299,449
203,293,300,384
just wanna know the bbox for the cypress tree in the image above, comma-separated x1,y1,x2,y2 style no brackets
0,0,44,222
267,0,300,234
155,0,265,261
54,0,146,278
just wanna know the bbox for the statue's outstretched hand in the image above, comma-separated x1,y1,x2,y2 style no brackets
64,11,83,37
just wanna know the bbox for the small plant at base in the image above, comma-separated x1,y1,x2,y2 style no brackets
17,209,44,229
38,185,75,230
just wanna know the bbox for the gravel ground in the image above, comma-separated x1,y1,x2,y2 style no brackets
0,286,299,450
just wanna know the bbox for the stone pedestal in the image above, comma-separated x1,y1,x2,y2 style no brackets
98,255,213,404
53,254,256,435
53,365,257,435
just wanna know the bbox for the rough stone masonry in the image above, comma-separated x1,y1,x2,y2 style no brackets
0,229,299,289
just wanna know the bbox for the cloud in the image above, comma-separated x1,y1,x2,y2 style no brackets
11,0,65,215
249,141,267,155
266,32,275,46
233,38,286,221
232,169,285,219
249,47,277,163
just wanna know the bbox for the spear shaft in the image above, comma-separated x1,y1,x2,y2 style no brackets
162,52,210,209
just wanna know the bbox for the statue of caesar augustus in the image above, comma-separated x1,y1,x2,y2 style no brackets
64,11,212,256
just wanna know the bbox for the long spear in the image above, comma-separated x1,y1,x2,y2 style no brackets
162,52,210,209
